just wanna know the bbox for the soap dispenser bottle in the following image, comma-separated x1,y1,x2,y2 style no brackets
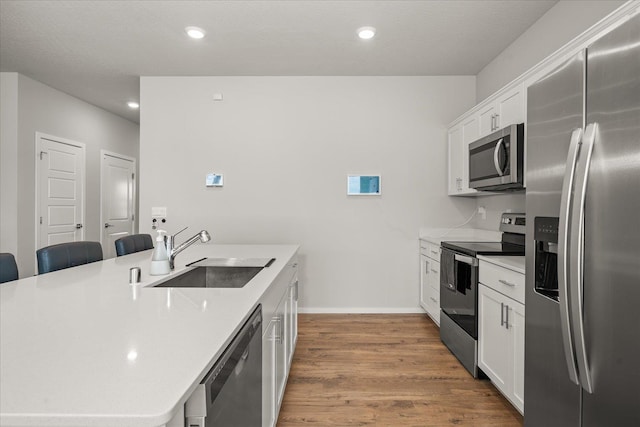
149,230,170,275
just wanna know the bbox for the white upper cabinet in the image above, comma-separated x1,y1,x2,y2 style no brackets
495,83,525,131
446,83,524,197
477,82,526,139
447,114,483,196
447,124,466,195
462,114,480,144
478,103,496,137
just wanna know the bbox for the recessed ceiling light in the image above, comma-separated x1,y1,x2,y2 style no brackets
357,26,376,40
185,26,206,39
127,101,140,109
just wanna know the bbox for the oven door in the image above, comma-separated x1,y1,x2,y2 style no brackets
440,248,479,338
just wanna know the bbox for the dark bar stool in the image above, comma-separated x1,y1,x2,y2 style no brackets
115,234,154,256
36,241,103,275
0,253,19,283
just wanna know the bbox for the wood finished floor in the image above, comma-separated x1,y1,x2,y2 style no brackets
277,314,523,427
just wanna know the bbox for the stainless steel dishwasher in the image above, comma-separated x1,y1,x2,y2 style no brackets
185,306,262,427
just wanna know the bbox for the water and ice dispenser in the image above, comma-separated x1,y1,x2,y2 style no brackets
534,217,559,301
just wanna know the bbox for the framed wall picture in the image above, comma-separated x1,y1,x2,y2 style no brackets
206,173,224,187
347,175,381,196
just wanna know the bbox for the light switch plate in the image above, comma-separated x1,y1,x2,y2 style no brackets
151,207,167,217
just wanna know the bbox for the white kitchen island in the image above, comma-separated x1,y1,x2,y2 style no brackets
0,244,299,427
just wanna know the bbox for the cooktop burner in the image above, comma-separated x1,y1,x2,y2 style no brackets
441,241,525,257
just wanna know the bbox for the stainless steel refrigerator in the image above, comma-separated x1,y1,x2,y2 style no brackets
525,13,640,427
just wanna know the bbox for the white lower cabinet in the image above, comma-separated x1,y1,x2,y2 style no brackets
263,318,277,427
478,283,525,414
262,262,299,427
286,278,299,365
419,240,441,325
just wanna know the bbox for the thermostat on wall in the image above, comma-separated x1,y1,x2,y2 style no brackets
347,175,381,195
206,173,224,187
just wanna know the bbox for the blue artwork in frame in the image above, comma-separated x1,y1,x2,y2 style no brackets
347,175,381,195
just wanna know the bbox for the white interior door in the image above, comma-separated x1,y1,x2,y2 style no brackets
37,134,85,250
101,151,136,259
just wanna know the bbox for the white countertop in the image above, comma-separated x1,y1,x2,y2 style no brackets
478,255,526,274
419,227,502,246
0,244,298,427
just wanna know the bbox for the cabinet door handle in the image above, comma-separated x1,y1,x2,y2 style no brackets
495,113,500,129
273,317,283,343
505,305,510,329
500,302,505,327
430,297,438,303
499,279,516,287
431,250,439,256
425,259,429,274
430,269,438,274
491,114,496,131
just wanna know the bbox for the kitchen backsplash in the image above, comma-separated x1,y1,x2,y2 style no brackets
474,193,526,231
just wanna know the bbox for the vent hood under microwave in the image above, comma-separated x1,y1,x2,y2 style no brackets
468,123,524,191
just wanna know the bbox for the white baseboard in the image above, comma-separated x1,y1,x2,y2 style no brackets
298,307,426,314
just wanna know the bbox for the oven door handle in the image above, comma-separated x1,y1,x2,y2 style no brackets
454,253,478,267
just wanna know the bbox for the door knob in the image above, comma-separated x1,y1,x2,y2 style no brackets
104,223,114,228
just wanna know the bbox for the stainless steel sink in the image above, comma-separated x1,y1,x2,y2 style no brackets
152,257,275,289
153,266,263,289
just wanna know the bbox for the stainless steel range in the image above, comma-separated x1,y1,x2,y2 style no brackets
439,213,526,377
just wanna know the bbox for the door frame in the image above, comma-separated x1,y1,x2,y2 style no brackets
34,132,87,269
99,150,137,253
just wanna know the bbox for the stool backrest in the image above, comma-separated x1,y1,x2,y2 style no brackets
36,241,103,275
0,253,19,283
115,234,154,256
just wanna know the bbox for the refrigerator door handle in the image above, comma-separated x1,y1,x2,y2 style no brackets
558,127,583,386
570,122,598,394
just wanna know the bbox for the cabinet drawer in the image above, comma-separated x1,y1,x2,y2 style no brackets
479,260,525,305
420,242,441,261
427,261,440,291
425,285,440,325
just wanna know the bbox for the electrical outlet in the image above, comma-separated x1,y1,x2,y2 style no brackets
151,207,167,230
478,206,487,220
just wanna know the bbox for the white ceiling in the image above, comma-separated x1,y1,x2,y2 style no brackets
0,0,557,123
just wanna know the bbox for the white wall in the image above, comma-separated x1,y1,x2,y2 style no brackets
476,0,625,101
1,73,19,257
0,73,140,277
140,76,476,311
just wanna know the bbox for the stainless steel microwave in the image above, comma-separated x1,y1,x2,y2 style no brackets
468,123,524,191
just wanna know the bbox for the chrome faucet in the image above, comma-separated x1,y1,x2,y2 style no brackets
166,227,211,270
